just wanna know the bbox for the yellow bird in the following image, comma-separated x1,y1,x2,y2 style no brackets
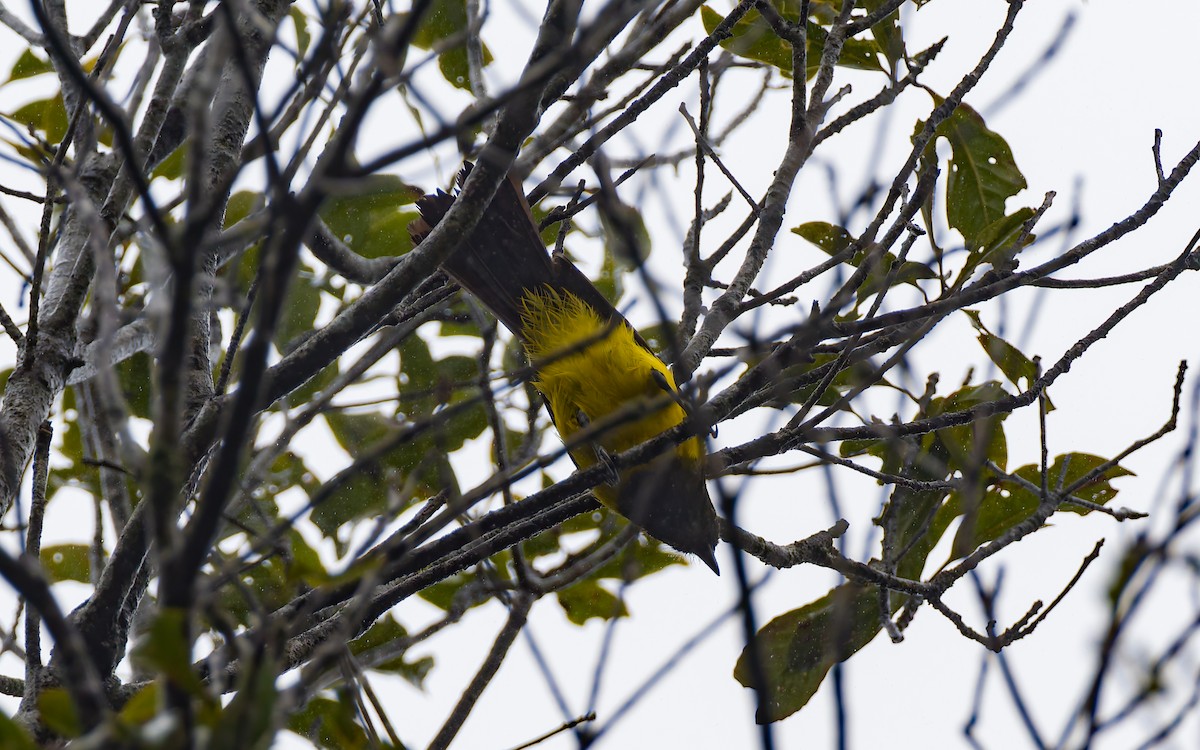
409,166,720,573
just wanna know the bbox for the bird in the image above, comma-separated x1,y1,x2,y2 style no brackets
408,164,720,574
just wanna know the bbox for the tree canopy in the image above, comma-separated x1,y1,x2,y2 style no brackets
0,1,1198,748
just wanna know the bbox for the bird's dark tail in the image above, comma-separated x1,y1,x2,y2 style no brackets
408,167,556,338
408,165,627,342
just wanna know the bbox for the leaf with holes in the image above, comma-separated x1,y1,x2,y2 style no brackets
922,100,1027,248
949,453,1132,556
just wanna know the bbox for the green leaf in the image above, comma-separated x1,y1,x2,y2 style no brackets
700,4,883,79
261,452,313,495
637,322,681,357
288,695,372,750
1106,542,1144,609
437,46,473,90
599,204,652,269
701,5,794,74
7,49,53,83
867,385,1012,582
117,351,153,419
436,43,494,92
587,532,685,580
769,352,878,409
438,297,487,338
861,0,905,71
289,7,312,57
350,615,435,688
419,568,481,611
275,267,323,350
152,143,186,181
2,134,46,164
319,175,422,260
10,95,68,144
793,221,935,303
225,192,267,289
289,359,339,404
215,555,291,625
879,484,951,582
735,584,881,722
962,310,1052,408
1050,453,1134,511
59,383,84,468
792,220,855,255
326,411,392,453
431,354,487,447
807,20,883,76
950,453,1132,556
225,190,265,229
132,608,208,698
321,404,449,535
288,528,328,587
948,480,1034,556
969,207,1036,272
116,684,160,727
210,645,279,750
36,688,81,738
923,100,1027,248
410,0,493,91
398,335,437,410
310,467,389,540
520,515,573,560
434,354,479,395
557,579,628,625
40,544,90,583
0,711,37,750
592,243,626,306
930,380,1009,473
412,0,468,48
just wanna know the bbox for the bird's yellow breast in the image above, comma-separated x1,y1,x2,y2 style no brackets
518,288,701,507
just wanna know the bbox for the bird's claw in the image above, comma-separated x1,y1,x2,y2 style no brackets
594,444,620,486
577,409,619,486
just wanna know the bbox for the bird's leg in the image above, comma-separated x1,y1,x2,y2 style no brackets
576,409,619,486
